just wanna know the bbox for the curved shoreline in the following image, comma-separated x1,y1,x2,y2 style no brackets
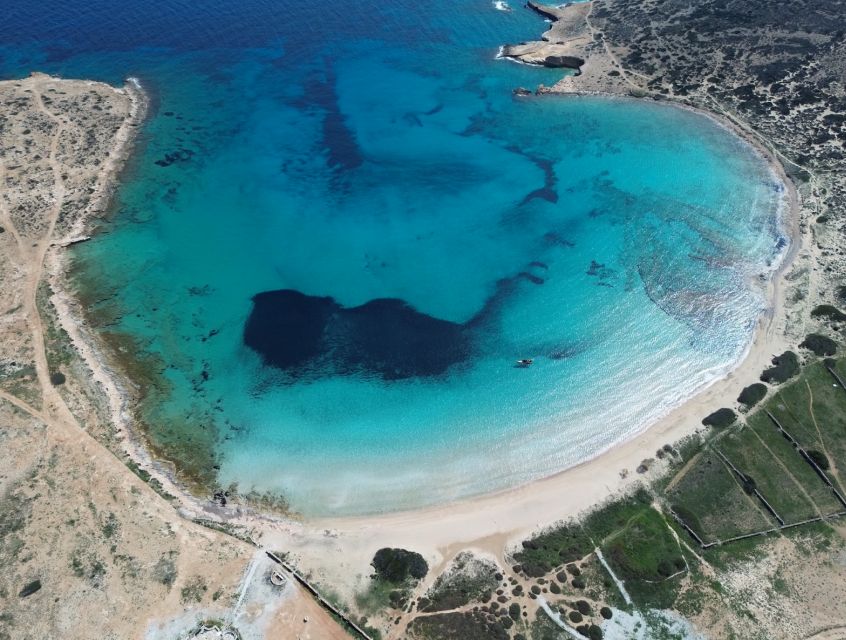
44,72,802,588
293,95,801,523
42,76,193,501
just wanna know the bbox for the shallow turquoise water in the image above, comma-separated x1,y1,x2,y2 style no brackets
2,0,787,514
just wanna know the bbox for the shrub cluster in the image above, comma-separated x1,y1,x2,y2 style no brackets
807,449,830,471
760,351,800,384
19,579,41,598
737,382,767,407
701,408,736,428
740,474,757,495
513,524,592,577
800,333,838,357
371,548,428,583
811,305,846,321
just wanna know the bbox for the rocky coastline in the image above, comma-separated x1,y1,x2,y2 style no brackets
499,1,591,70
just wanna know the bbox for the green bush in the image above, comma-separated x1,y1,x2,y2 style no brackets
153,555,177,587
514,523,592,577
811,305,846,321
508,603,521,620
657,559,674,576
180,575,208,604
18,580,41,598
737,383,767,407
807,449,830,470
49,371,66,385
588,624,604,640
740,474,757,495
572,577,586,589
800,333,838,357
606,509,686,584
371,548,428,583
568,610,583,623
600,606,613,619
576,600,591,615
701,408,736,428
760,351,800,384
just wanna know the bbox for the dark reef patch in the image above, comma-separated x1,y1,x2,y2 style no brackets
543,231,575,248
245,259,573,382
505,145,558,205
289,64,363,175
244,290,472,381
154,148,194,167
517,271,545,285
316,64,363,173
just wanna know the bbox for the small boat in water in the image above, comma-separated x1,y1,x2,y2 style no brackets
516,358,534,367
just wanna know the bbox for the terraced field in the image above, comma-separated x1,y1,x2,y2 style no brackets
667,450,773,542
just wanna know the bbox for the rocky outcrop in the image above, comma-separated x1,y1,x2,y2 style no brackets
501,42,585,71
500,2,591,71
526,0,568,22
542,54,585,70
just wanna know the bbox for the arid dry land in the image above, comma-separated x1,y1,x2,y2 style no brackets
0,74,347,640
2,0,846,636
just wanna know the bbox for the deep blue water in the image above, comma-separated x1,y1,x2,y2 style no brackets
1,0,787,514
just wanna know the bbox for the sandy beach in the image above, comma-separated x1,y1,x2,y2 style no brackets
5,19,816,630
40,77,808,608
262,87,813,609
257,172,802,590
25,11,810,579
220,119,813,632
5,0,845,635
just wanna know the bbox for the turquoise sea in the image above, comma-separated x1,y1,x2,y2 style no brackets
2,0,787,514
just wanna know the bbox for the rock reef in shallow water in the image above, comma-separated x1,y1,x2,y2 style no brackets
243,290,473,380
243,259,572,381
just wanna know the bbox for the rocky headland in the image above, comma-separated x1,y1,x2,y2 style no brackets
514,0,846,350
500,1,591,70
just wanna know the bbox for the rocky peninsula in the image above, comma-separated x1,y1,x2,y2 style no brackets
500,1,590,70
